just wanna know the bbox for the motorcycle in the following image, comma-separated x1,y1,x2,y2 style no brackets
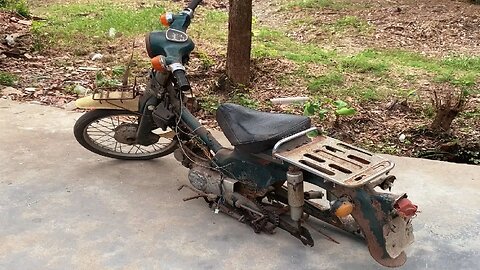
73,0,417,267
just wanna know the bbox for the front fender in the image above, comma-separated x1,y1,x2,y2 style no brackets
75,95,139,111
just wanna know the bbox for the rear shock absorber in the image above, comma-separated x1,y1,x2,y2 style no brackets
287,168,304,223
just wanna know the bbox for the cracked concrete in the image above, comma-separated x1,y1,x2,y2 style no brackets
0,99,479,270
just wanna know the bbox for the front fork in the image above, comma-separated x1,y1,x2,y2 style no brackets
135,93,159,146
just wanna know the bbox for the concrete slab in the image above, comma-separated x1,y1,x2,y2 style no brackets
0,99,479,270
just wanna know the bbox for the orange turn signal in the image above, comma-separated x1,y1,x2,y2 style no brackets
335,201,354,218
331,197,354,218
151,56,167,73
160,13,171,27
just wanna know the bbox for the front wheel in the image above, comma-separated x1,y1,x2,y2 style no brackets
74,109,177,160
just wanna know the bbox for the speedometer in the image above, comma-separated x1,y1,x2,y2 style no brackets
165,29,189,43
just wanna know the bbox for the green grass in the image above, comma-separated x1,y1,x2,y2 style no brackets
30,1,479,103
0,71,17,86
190,10,228,51
252,27,478,101
340,53,389,74
253,28,336,63
283,0,347,10
308,71,344,92
0,0,29,17
332,16,370,33
33,3,166,48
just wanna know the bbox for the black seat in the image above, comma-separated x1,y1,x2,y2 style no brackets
216,103,311,153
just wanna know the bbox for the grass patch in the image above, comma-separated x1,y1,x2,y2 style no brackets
1,0,29,17
332,16,370,33
0,71,17,86
190,10,228,49
253,28,336,63
340,54,389,74
308,71,344,92
284,0,347,10
33,3,165,48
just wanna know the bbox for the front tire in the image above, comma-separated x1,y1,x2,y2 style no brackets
74,109,177,160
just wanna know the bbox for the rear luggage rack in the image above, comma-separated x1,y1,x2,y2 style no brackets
92,78,140,101
273,128,395,187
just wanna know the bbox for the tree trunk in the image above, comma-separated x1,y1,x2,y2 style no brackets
226,0,252,86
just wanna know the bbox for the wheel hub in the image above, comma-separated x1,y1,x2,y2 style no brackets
114,124,138,145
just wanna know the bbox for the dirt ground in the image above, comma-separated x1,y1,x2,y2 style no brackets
0,0,479,164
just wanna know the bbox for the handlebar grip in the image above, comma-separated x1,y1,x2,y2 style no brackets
187,0,203,10
173,69,190,92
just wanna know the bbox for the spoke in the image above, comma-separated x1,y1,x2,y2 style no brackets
87,132,110,141
116,116,122,128
95,120,116,130
88,126,113,135
97,137,116,145
110,117,117,129
139,146,152,154
128,146,135,154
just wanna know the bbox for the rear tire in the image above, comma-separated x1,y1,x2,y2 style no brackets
74,109,177,160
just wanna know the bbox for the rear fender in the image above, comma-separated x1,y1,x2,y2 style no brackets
75,95,140,111
345,188,413,267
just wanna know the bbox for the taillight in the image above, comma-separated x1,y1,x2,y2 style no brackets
395,198,417,218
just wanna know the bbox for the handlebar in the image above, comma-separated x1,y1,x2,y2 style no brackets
173,69,190,92
187,0,203,11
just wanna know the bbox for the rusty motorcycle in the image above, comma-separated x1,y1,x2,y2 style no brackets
73,0,417,267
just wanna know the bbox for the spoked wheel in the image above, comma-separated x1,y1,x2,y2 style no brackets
74,109,177,160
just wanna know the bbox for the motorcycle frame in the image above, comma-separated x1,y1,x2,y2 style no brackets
136,76,408,267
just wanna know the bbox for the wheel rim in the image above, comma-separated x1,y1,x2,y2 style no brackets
83,113,176,158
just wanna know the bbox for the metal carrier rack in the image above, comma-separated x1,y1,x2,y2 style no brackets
92,78,139,101
273,127,395,187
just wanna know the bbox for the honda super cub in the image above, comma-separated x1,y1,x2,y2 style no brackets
73,0,417,267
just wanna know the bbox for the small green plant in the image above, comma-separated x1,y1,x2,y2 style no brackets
95,72,121,88
232,93,258,109
0,71,17,86
112,66,126,77
199,95,221,114
333,100,356,116
303,98,356,120
196,51,215,69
